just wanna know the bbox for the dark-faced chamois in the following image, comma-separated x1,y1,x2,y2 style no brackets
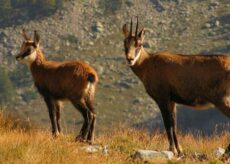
122,18,230,155
16,30,98,143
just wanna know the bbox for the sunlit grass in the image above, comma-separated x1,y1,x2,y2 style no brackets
0,111,229,163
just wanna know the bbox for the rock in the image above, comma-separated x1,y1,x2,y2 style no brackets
193,152,208,161
133,150,174,161
80,145,108,154
2,37,8,45
125,0,134,7
214,147,225,157
10,49,17,56
208,1,220,10
215,20,220,27
54,46,60,51
176,0,183,5
162,151,174,159
132,98,143,105
115,81,133,89
66,40,70,47
210,1,220,7
205,23,211,28
154,1,165,12
88,41,94,46
92,21,104,33
102,145,108,155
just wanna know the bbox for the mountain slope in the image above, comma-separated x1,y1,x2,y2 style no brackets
0,0,229,134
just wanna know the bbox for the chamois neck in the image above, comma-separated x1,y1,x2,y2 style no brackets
29,49,47,81
34,48,46,64
130,47,150,80
28,48,46,72
131,47,149,67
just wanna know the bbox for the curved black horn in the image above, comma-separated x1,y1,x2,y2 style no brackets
34,30,40,46
22,29,30,40
135,16,139,38
130,18,133,36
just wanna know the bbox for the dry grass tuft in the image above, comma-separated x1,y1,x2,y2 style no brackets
0,109,33,132
0,111,229,163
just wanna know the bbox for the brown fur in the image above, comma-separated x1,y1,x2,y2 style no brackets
123,19,230,155
16,30,98,143
30,49,98,101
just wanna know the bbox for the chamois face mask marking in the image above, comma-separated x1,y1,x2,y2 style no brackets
124,37,142,66
16,41,37,65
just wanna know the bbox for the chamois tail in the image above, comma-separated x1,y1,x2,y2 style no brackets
87,73,96,83
84,73,97,101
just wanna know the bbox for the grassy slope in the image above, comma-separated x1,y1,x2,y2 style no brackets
0,111,229,163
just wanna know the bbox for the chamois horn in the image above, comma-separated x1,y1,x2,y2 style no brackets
135,16,139,38
130,18,133,36
22,29,30,40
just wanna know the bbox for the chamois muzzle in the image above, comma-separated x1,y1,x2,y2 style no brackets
15,48,31,61
15,53,23,61
127,57,134,65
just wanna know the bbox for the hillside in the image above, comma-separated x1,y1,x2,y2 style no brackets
0,0,229,134
0,111,229,163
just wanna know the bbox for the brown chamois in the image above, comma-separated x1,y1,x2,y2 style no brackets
16,30,98,143
122,18,230,155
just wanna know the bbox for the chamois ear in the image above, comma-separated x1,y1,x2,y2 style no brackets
122,24,129,37
138,28,145,43
34,30,40,47
22,29,30,40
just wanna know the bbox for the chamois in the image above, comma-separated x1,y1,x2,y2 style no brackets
122,18,230,155
16,30,98,143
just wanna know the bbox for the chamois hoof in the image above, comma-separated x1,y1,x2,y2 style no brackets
169,146,177,155
75,135,86,143
220,145,230,162
86,139,94,145
177,145,183,156
52,131,60,138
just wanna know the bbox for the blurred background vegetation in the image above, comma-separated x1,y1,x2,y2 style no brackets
0,0,64,13
0,66,15,105
0,0,64,26
0,0,229,135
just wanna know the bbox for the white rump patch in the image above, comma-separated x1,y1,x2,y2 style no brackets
84,82,95,99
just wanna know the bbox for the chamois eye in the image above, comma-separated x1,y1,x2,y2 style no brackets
28,47,32,52
21,47,32,57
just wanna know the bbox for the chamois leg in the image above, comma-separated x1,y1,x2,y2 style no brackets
156,100,177,154
216,104,230,118
71,101,91,142
224,144,230,158
43,97,59,137
76,103,92,142
171,103,183,155
215,99,230,158
215,97,230,117
54,101,61,134
85,99,96,143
